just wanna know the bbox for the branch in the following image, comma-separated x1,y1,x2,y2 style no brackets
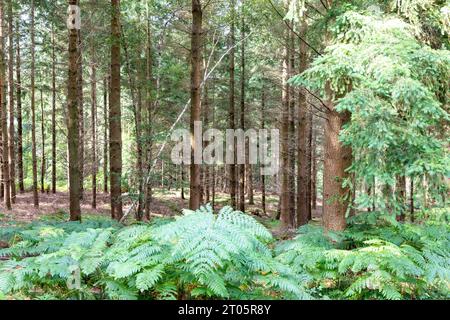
266,0,323,56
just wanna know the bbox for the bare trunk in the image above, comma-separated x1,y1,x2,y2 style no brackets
0,1,11,209
238,8,245,212
77,26,84,200
40,89,45,193
30,0,38,207
323,84,352,231
67,0,81,220
103,76,108,193
16,19,23,193
110,0,123,220
90,45,97,209
7,0,15,203
228,0,237,209
51,25,57,194
280,27,292,228
189,0,203,210
261,85,266,215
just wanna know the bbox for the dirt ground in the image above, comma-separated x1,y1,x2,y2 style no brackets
0,189,323,229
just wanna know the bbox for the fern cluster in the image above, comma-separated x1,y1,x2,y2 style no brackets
276,213,450,300
0,206,310,300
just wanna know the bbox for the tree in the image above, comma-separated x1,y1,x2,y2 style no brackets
16,19,23,193
189,0,203,210
110,0,123,220
90,44,97,209
228,0,237,209
7,0,15,203
67,0,81,221
51,24,57,194
0,0,11,210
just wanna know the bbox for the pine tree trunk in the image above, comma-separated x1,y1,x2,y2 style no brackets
311,128,317,210
31,0,39,207
323,83,352,231
40,89,45,193
103,76,108,193
288,30,296,223
51,24,57,194
188,0,203,210
110,0,123,220
238,8,245,212
90,45,97,209
0,1,11,210
228,0,237,209
144,5,153,219
280,27,292,228
7,0,15,203
261,84,266,215
77,24,84,200
16,19,23,193
67,0,81,221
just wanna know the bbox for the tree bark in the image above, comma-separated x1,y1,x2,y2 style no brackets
51,24,57,194
188,0,203,210
280,26,292,228
238,7,245,212
261,84,266,215
228,0,237,209
7,0,15,203
323,83,352,231
77,25,84,200
40,89,45,193
110,0,123,220
30,0,39,207
0,1,11,210
103,76,108,193
16,19,23,193
67,0,81,221
90,44,97,209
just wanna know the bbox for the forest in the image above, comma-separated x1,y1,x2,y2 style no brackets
0,0,448,301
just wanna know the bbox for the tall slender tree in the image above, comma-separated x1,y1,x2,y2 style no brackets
67,0,81,220
30,0,39,207
15,19,24,193
51,24,57,194
90,44,97,209
238,4,245,212
110,0,123,220
7,0,15,203
189,0,203,210
0,0,11,210
228,0,237,209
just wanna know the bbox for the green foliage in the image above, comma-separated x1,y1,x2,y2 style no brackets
0,206,310,300
276,217,450,300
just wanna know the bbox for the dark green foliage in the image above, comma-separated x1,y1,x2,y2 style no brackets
0,206,310,300
276,211,450,300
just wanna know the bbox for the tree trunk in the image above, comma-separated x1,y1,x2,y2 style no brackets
110,0,123,220
280,26,292,229
261,84,266,215
16,19,24,193
90,45,97,209
144,4,153,219
311,127,317,210
103,76,108,193
0,1,11,210
396,175,406,221
189,0,203,210
7,0,15,203
40,89,45,193
288,30,296,223
77,25,84,200
323,83,352,231
228,0,237,209
67,0,81,221
238,8,245,212
51,24,57,194
31,0,38,207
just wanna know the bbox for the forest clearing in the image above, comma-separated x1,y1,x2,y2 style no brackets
0,0,449,302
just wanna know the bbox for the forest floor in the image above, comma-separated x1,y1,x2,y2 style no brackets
0,189,323,236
